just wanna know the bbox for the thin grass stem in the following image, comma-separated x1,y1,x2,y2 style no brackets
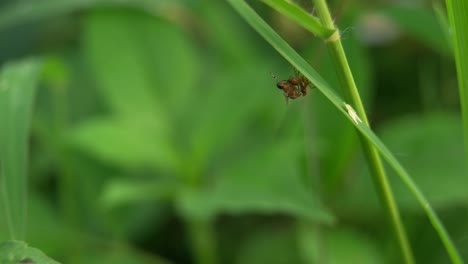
310,1,414,263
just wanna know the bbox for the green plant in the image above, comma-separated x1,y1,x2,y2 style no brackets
0,0,466,263
446,0,468,167
225,0,463,263
0,59,41,240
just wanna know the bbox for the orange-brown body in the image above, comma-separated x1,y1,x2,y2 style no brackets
272,70,313,103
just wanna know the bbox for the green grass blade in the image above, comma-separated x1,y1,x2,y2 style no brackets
433,1,453,54
260,0,334,38
225,1,463,263
0,240,60,264
0,0,173,32
0,59,41,240
311,0,413,262
446,0,468,173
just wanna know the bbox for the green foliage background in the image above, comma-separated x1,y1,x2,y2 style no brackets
0,0,466,263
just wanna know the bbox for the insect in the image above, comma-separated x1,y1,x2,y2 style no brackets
272,69,313,103
344,102,362,124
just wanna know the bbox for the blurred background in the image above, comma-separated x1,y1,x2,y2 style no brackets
0,0,466,263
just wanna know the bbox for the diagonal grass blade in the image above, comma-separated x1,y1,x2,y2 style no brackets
225,1,463,262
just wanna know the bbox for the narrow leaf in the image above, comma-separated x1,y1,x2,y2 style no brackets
225,1,462,262
446,0,468,171
0,0,175,32
432,2,453,53
261,0,334,38
0,59,41,240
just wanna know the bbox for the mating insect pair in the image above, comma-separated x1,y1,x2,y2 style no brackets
272,69,314,103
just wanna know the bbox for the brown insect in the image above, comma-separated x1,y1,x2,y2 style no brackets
272,69,313,103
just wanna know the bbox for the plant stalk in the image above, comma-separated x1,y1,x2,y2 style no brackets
310,0,414,263
187,218,218,264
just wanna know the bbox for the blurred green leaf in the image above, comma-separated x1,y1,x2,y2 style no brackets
102,201,169,242
380,5,451,55
79,8,202,173
296,226,383,264
61,155,168,240
446,0,468,168
188,66,272,167
41,56,69,88
0,240,60,264
405,208,468,264
82,8,199,117
432,2,452,53
382,113,467,209
0,193,69,255
100,178,180,209
197,0,259,65
176,139,333,223
0,58,41,240
67,117,178,171
23,194,70,256
225,1,461,260
324,229,383,264
122,12,200,116
260,0,334,38
234,225,302,264
82,10,162,117
0,0,182,33
342,113,467,212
